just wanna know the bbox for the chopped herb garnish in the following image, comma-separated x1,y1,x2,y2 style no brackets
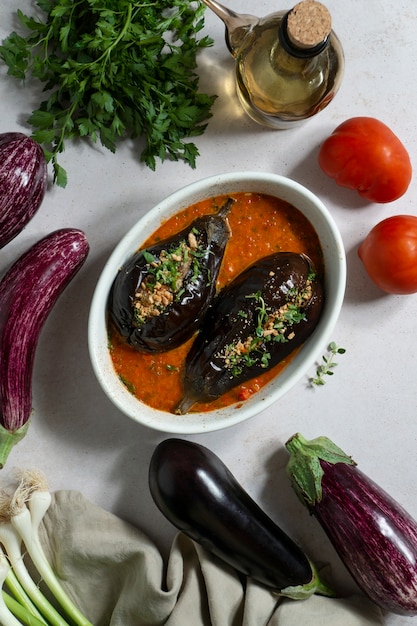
133,231,206,326
219,278,315,376
247,291,269,337
283,303,306,325
119,375,135,394
142,250,157,265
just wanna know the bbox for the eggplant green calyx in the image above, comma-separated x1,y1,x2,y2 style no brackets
285,433,356,508
280,558,335,600
0,422,30,469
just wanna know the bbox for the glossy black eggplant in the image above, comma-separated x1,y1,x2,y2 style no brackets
149,438,334,599
109,198,233,353
177,252,323,413
286,433,417,615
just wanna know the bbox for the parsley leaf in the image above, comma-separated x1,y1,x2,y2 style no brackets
0,0,216,186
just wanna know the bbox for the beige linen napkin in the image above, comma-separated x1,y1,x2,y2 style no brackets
39,490,385,626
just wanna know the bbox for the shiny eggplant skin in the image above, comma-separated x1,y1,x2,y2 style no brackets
0,132,47,248
177,252,323,412
108,199,232,353
149,438,331,598
286,433,417,615
0,229,89,468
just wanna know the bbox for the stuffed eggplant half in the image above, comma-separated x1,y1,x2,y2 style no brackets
177,252,324,413
108,199,233,353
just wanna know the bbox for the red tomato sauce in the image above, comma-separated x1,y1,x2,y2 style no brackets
108,192,323,414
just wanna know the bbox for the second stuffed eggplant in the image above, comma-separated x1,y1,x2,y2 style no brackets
177,252,324,412
108,199,233,352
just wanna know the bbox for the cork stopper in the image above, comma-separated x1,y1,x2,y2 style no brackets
286,0,332,49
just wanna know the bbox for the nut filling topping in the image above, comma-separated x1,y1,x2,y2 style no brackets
217,273,315,377
132,229,204,327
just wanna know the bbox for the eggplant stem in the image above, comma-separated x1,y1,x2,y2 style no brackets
0,423,30,470
279,559,335,600
218,197,235,218
175,395,196,415
285,432,355,507
308,559,336,597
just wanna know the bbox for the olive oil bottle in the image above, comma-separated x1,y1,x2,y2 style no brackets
201,0,344,129
235,1,344,128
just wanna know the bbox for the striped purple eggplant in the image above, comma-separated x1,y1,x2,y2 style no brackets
0,132,47,248
0,228,89,467
285,433,417,615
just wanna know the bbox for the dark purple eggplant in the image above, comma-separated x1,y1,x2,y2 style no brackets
108,198,233,353
149,438,334,598
0,228,89,468
0,132,47,248
285,433,417,615
177,252,323,413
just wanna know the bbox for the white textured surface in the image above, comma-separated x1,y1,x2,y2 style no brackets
0,1,416,623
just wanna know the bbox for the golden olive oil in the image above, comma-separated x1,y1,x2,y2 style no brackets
234,3,344,129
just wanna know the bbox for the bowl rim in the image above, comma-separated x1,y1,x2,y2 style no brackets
88,171,346,433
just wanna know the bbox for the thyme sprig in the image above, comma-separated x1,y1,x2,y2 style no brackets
311,342,346,386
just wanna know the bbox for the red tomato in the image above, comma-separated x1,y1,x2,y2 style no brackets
237,387,252,402
358,215,417,294
318,117,412,203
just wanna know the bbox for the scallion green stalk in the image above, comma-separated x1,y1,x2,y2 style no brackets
1,550,47,624
2,590,48,626
0,554,36,626
10,471,93,626
0,521,71,626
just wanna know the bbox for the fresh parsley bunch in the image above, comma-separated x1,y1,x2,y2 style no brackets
0,0,216,187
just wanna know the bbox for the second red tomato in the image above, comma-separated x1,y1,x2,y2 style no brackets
358,215,417,294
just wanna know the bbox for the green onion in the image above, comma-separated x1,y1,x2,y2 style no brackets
0,470,92,626
0,555,27,626
2,584,47,626
0,520,69,626
9,471,93,626
1,560,46,624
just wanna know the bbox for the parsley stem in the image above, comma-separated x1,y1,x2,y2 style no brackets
50,4,133,180
85,4,133,73
0,0,216,185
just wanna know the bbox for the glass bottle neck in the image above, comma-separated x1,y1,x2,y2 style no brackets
278,11,329,59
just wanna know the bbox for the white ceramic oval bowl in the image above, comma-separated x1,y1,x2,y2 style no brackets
88,172,346,433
